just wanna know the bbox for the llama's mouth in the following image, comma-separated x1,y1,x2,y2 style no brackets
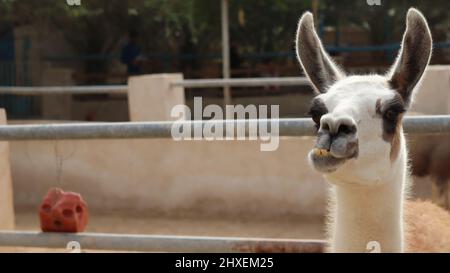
308,148,348,173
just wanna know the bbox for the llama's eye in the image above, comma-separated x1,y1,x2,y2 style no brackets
379,97,405,122
307,99,328,127
384,109,397,121
308,110,323,125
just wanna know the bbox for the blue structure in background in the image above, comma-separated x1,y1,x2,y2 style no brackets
0,26,15,86
0,25,35,119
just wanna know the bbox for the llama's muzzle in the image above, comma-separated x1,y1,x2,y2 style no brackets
308,116,359,173
314,120,359,160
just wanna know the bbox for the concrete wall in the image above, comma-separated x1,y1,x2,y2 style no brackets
10,136,327,218
0,110,14,229
410,65,450,115
41,68,74,120
128,74,185,121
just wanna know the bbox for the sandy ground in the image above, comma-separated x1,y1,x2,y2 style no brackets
0,177,433,252
0,210,324,253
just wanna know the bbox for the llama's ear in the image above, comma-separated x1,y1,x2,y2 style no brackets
388,8,432,107
296,12,345,94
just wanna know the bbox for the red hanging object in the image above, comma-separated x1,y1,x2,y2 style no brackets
39,188,88,233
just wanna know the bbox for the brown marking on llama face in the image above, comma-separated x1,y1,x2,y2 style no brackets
390,113,404,161
376,94,406,161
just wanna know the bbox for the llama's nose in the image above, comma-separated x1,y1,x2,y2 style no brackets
319,115,357,136
316,115,358,158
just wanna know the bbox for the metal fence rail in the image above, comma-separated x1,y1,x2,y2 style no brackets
0,85,127,95
0,116,448,141
172,77,310,88
0,77,310,95
0,231,326,253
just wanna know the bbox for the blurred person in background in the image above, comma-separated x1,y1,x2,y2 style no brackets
120,29,144,75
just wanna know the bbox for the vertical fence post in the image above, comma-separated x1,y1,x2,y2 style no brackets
128,74,185,121
221,0,232,118
0,109,15,230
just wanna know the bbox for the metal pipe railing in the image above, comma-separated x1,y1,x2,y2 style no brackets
0,85,127,95
172,77,310,88
0,231,326,253
0,77,310,95
0,116,448,141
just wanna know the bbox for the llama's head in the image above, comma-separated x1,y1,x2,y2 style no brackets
296,8,432,185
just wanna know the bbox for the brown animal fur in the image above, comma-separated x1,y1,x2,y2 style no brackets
409,135,450,184
390,119,403,161
405,200,450,252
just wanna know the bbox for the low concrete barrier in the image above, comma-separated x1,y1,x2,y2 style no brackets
0,110,14,230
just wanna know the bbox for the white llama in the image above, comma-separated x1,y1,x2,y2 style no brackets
296,8,450,252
